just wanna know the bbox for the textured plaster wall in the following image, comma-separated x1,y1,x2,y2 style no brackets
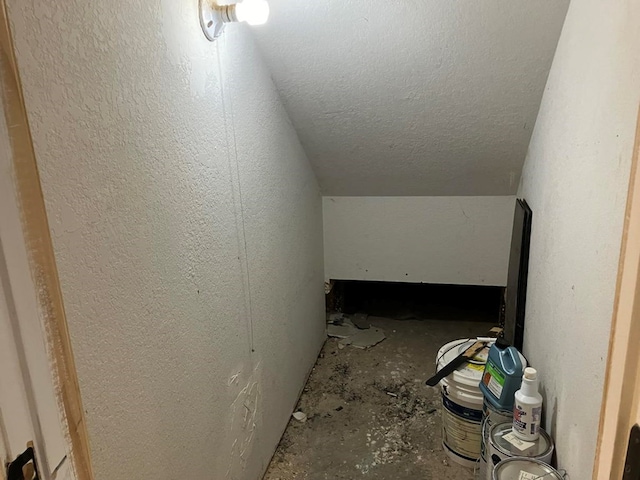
324,197,515,286
518,0,640,477
6,1,325,479
254,0,569,196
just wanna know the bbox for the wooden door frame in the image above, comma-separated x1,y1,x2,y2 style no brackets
0,1,94,478
594,106,640,479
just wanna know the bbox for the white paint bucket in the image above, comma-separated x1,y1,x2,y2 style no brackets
479,401,513,479
493,457,564,480
487,423,554,479
437,339,489,468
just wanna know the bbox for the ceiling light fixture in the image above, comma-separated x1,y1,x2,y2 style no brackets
200,0,270,42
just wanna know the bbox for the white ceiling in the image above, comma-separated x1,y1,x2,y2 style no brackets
252,1,569,196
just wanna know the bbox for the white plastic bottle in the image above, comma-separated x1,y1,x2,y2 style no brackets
512,367,543,441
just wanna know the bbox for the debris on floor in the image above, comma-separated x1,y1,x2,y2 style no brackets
292,411,307,423
327,318,359,338
327,312,385,349
339,327,386,349
264,316,492,480
351,313,371,329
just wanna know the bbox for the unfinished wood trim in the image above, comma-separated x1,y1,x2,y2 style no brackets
0,3,94,479
593,106,640,479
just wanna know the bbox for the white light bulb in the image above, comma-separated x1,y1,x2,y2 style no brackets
235,0,270,26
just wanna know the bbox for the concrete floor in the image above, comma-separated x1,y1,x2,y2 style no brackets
264,316,494,480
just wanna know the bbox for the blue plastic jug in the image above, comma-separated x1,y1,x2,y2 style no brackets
479,339,524,411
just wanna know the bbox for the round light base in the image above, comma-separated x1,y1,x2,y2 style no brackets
199,0,226,41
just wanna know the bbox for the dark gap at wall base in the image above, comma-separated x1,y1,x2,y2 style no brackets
327,280,503,324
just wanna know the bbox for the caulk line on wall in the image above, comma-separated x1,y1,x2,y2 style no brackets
217,37,255,354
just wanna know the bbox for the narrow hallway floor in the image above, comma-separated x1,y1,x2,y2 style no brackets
264,316,494,480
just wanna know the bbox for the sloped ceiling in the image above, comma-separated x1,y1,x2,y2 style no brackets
252,0,569,196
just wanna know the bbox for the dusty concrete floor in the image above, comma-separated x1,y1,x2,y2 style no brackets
264,316,493,480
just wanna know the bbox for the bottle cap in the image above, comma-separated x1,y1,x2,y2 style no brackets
524,367,537,380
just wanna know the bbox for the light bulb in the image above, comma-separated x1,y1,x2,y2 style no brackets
235,0,270,26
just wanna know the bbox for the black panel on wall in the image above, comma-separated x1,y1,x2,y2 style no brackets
504,199,533,351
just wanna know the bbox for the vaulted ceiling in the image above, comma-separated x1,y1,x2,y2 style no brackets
252,0,569,196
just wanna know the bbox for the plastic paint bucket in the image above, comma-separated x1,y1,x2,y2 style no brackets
437,339,490,468
488,423,554,480
493,457,564,480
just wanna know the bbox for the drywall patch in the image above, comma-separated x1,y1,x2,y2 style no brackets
226,364,262,479
323,196,515,286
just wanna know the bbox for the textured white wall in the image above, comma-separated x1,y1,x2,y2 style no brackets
518,0,640,477
323,197,515,286
6,1,325,479
255,0,569,196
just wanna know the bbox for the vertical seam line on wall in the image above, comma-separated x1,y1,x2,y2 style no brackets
217,38,255,354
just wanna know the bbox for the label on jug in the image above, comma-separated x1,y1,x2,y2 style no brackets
482,359,505,399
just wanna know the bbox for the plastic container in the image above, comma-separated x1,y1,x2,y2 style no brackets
493,457,564,480
478,350,527,480
479,339,524,412
513,367,543,441
436,339,489,468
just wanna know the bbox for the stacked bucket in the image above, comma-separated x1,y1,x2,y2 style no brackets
436,338,565,480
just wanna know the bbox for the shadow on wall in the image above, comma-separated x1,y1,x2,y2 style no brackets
328,280,502,323
539,385,559,467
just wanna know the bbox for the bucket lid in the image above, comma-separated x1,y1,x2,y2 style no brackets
493,457,563,480
437,339,491,387
491,423,552,458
